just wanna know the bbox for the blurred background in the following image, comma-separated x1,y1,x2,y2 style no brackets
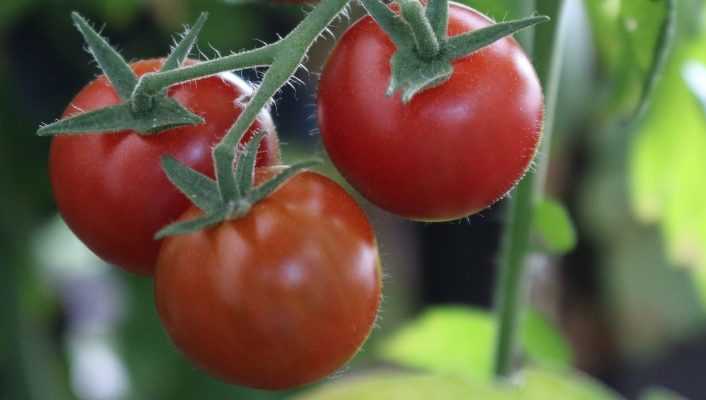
2,0,706,399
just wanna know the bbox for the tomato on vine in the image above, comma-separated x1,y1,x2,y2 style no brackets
318,2,544,221
50,59,279,275
155,169,381,390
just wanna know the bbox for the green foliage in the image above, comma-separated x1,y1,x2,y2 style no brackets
533,198,577,254
585,0,674,117
628,5,706,305
376,306,571,381
294,369,619,400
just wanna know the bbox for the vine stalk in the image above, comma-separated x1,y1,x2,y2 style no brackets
492,0,567,379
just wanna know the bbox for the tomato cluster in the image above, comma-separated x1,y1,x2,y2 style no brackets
45,0,543,392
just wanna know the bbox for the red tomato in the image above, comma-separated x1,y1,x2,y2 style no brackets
155,170,381,389
50,59,279,275
317,3,543,221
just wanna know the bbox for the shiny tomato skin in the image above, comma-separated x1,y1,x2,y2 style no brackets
318,3,543,221
154,170,381,390
50,59,279,275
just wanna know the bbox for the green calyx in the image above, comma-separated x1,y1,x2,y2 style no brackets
156,128,318,239
359,0,549,103
37,12,209,137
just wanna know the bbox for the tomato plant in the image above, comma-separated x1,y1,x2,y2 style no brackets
49,59,280,275
154,170,381,389
318,2,544,221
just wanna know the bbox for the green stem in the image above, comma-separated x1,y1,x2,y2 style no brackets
212,0,351,199
131,44,279,111
399,0,440,58
492,0,566,379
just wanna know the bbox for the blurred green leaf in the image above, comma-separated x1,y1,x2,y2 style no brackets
628,14,706,306
523,308,572,369
294,369,619,400
376,306,572,381
533,198,577,254
585,0,675,117
641,387,687,400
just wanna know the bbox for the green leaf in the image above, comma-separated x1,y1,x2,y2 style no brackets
154,208,229,239
376,306,495,381
641,387,687,400
293,369,619,400
37,96,203,136
532,198,577,254
71,12,137,100
161,156,221,213
523,308,573,369
585,0,676,117
376,306,572,381
161,12,208,73
628,15,706,306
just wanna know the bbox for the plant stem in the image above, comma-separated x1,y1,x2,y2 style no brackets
212,0,351,199
492,0,566,379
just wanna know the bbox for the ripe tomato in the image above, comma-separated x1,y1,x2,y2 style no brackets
317,3,543,221
155,170,381,390
50,59,279,275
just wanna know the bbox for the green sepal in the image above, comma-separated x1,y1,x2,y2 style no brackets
388,48,453,102
160,12,208,73
358,0,413,45
71,12,137,100
425,0,448,43
37,96,203,136
381,8,548,102
532,198,576,255
444,15,550,60
161,155,221,213
155,208,231,239
683,61,706,118
234,130,267,197
250,160,320,202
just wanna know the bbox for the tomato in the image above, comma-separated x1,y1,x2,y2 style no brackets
317,2,543,221
154,170,381,390
50,59,279,275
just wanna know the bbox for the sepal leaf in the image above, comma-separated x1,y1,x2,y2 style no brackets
161,12,208,73
358,0,412,45
250,160,320,202
155,208,230,239
445,15,549,60
37,96,203,136
425,0,449,43
161,156,221,213
388,49,453,102
234,130,268,197
71,12,137,100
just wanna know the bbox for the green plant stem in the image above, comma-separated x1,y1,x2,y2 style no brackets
492,0,566,379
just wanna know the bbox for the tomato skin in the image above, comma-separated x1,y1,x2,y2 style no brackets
154,170,381,390
50,59,279,275
318,3,543,221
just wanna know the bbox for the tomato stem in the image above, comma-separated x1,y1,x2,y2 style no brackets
492,0,567,379
399,0,441,59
